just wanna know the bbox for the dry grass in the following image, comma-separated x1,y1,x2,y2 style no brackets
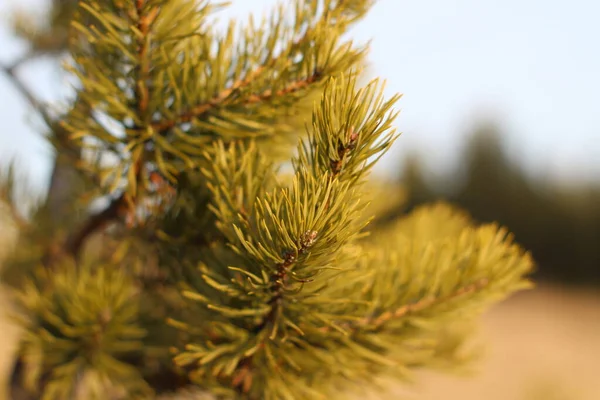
390,285,600,400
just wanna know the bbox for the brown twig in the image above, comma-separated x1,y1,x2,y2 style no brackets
317,278,492,335
370,278,490,328
149,16,323,135
254,230,318,333
64,194,128,257
39,0,159,266
53,0,159,262
149,66,264,132
135,0,158,117
0,197,30,231
330,128,359,175
1,59,54,128
228,124,360,389
2,57,126,265
151,70,320,133
229,231,318,394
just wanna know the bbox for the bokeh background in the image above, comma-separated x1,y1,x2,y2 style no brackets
1,0,599,399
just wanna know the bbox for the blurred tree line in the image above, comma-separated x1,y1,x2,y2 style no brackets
396,123,600,287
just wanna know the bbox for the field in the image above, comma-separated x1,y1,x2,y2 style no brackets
392,285,600,400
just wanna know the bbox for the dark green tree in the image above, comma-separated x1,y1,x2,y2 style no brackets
400,123,600,287
1,1,533,399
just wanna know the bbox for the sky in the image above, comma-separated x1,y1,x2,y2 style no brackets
1,0,599,195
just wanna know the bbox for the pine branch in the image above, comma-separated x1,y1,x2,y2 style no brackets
149,0,356,135
244,72,322,104
134,0,159,119
150,66,264,132
53,0,160,264
186,76,399,395
151,69,321,133
330,129,359,175
253,230,318,334
222,229,319,395
318,278,492,334
369,278,491,328
40,0,161,268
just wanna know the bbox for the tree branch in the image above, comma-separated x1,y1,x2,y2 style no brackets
229,231,318,394
317,278,492,334
254,230,319,334
151,71,321,133
1,56,119,265
63,194,128,257
159,0,336,138
1,55,89,185
0,197,29,231
0,59,54,128
48,0,160,265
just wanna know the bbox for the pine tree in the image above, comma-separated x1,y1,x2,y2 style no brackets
0,1,533,399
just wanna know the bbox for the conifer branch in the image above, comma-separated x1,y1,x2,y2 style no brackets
134,0,159,119
3,2,535,398
311,278,492,337
149,0,340,136
45,0,160,266
254,230,319,333
229,231,318,394
359,278,490,331
151,70,321,133
150,70,258,132
64,0,162,250
330,129,359,175
244,72,322,104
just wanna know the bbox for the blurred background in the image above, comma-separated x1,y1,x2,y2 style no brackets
1,0,599,399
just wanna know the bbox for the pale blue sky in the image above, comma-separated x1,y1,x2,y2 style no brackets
1,0,599,194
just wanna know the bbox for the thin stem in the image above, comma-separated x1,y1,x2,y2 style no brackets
0,197,29,231
0,59,54,128
151,70,321,133
1,56,112,265
52,0,159,263
64,194,128,257
317,278,492,334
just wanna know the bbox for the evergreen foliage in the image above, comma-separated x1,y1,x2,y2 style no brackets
1,1,533,399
